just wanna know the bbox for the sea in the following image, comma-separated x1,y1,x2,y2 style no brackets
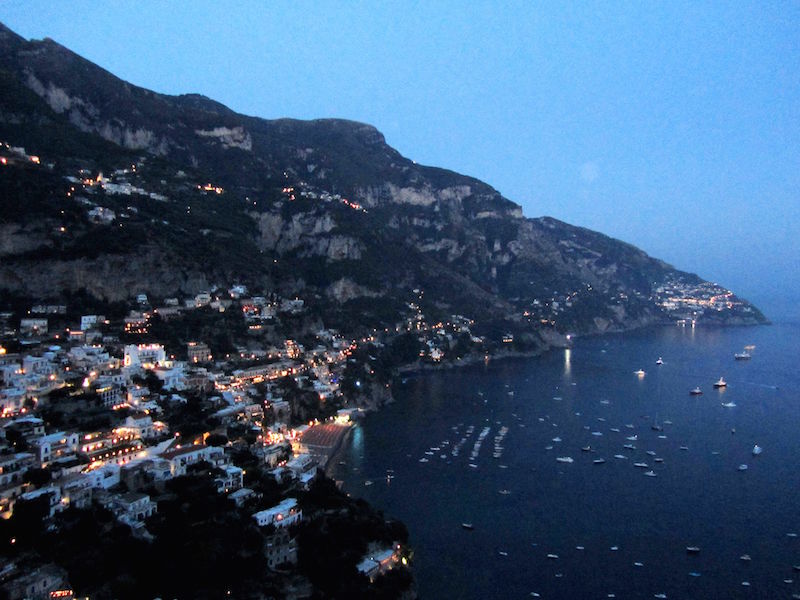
329,322,800,599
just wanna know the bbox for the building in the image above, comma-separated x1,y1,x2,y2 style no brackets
0,563,70,600
123,344,165,368
264,529,298,569
114,491,157,525
187,341,212,363
253,497,302,529
158,445,225,477
19,319,48,336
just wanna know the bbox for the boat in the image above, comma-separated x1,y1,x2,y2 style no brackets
623,444,636,450
686,546,701,554
626,434,638,441
744,345,756,351
634,462,649,468
738,464,748,471
581,445,592,452
656,357,663,365
734,351,751,360
546,553,559,559
752,445,763,456
634,369,646,376
740,554,751,561
713,377,727,388
644,471,657,478
461,523,474,530
556,456,574,463
654,457,664,463
721,401,736,408
498,550,508,557
690,387,703,395
593,458,606,465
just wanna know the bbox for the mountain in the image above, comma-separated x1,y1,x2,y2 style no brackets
0,23,766,350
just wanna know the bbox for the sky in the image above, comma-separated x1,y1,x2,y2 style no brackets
1,1,798,320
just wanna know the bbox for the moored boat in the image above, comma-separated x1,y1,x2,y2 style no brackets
713,377,727,388
690,387,703,395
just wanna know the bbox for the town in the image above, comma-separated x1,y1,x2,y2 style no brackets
0,280,432,599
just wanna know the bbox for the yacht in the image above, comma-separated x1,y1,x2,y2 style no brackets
690,387,703,395
556,456,574,463
686,546,701,554
461,523,475,530
713,377,727,388
752,445,763,456
634,369,646,376
656,357,664,365
734,351,751,360
738,464,748,471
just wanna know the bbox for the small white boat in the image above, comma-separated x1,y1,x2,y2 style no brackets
734,351,751,360
556,456,574,463
593,458,606,465
626,435,638,441
634,369,646,376
752,445,763,456
634,462,649,468
721,401,737,408
713,377,727,388
686,546,701,554
461,523,474,530
644,470,657,477
656,357,664,365
546,553,559,559
690,387,703,395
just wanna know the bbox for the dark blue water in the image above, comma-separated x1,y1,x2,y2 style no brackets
330,324,800,599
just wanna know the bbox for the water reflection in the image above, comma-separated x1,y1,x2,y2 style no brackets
563,348,571,376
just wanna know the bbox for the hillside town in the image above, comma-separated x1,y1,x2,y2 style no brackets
0,284,427,599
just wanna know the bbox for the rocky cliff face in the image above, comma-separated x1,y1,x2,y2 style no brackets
0,22,766,335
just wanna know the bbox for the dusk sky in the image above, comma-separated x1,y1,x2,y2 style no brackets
2,1,798,319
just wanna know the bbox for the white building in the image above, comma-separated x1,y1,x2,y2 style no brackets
123,344,166,368
253,497,302,529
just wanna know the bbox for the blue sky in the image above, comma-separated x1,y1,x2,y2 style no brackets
1,1,798,319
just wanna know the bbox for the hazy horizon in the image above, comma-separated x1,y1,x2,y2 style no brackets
1,2,797,321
